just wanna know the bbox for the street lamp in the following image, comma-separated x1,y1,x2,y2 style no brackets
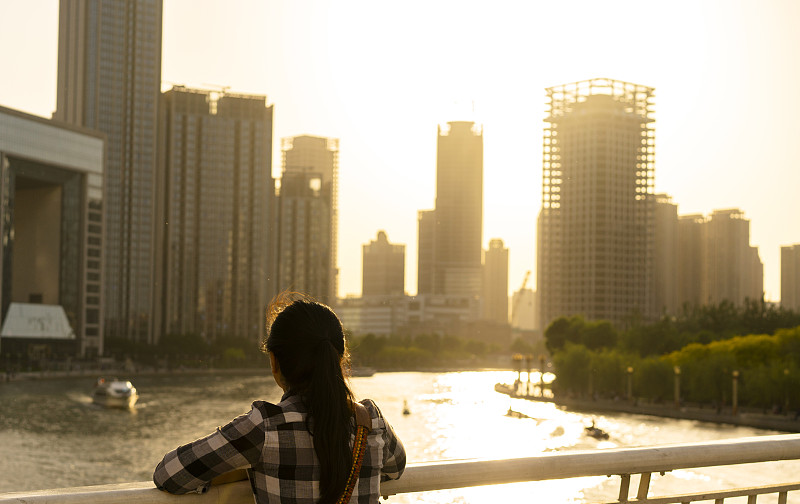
732,370,740,416
539,354,546,398
512,354,523,393
674,366,681,409
627,366,634,402
784,368,790,415
525,354,533,397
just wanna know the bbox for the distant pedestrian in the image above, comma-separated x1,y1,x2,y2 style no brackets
153,293,406,503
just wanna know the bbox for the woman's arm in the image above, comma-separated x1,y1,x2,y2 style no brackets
380,417,406,481
153,405,266,494
361,399,406,481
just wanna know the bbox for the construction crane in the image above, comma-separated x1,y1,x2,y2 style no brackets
511,270,531,326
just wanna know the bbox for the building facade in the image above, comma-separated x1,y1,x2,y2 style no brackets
416,210,436,295
362,231,405,297
275,136,338,304
55,0,163,344
704,209,763,305
483,238,509,324
432,121,483,297
654,194,679,316
782,244,800,312
159,87,273,341
537,78,655,331
677,214,706,308
0,106,105,357
511,288,537,331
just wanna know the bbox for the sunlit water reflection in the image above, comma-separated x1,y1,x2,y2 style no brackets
1,371,797,503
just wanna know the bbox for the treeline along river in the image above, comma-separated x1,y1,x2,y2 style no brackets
1,370,799,503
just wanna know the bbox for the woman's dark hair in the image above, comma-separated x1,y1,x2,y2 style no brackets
261,292,354,504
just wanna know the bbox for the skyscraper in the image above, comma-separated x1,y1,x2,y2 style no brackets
654,194,679,315
537,78,655,331
276,136,338,304
432,121,483,297
483,238,509,324
704,209,763,305
362,231,405,297
782,244,800,312
416,210,435,295
55,0,163,344
159,87,273,341
677,214,706,308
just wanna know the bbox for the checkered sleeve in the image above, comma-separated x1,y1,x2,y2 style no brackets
153,404,266,494
364,400,406,482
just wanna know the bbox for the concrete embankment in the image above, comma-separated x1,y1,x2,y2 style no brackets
502,389,800,433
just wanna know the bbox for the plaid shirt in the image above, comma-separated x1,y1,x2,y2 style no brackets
153,394,406,504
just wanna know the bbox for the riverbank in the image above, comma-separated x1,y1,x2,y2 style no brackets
0,367,268,383
1,365,508,383
497,385,800,433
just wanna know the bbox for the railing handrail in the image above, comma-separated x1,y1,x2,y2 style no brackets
3,434,800,504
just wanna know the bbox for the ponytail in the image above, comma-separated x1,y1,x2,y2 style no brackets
263,294,355,504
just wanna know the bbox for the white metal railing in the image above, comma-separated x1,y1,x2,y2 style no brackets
3,435,800,504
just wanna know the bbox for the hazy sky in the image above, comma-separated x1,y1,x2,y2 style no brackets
1,0,798,302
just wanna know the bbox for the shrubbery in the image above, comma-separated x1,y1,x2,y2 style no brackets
545,301,800,410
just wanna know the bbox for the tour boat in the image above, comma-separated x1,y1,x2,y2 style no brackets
92,378,138,409
350,367,376,377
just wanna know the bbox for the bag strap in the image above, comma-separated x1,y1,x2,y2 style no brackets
336,402,372,504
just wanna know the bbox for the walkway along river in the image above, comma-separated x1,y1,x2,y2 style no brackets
2,370,799,503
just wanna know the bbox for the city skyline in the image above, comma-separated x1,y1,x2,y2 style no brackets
2,1,799,302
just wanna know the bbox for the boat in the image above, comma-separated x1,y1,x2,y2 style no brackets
92,378,138,409
351,367,376,377
494,382,519,397
506,408,532,419
584,421,609,440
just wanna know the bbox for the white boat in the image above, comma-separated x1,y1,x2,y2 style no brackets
351,367,376,377
92,378,138,409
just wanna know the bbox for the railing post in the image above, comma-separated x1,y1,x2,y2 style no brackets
618,474,631,503
636,472,651,500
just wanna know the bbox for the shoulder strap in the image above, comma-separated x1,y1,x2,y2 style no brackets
336,403,372,504
353,402,372,431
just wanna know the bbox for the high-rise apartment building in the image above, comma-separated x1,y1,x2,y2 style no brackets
537,78,655,331
55,0,163,344
704,209,763,305
158,87,273,341
677,214,706,308
483,238,509,324
782,244,800,312
676,209,763,308
275,136,338,304
362,231,405,297
654,194,679,315
432,121,483,296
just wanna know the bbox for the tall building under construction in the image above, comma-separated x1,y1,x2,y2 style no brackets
537,78,655,331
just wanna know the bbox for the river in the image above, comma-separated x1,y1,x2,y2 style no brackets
1,370,798,503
